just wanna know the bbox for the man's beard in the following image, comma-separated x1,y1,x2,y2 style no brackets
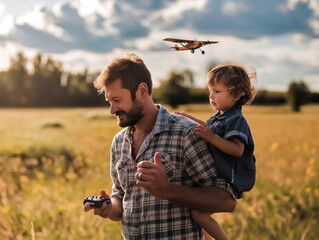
115,99,145,127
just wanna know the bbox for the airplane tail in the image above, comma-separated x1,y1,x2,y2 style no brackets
170,44,179,50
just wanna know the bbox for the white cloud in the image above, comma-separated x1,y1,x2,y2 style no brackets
0,0,318,92
0,14,14,35
0,2,5,16
304,74,319,91
222,1,247,15
153,0,207,22
310,18,319,34
74,0,115,18
16,4,64,37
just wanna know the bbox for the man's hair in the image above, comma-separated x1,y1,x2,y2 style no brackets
206,63,257,105
94,53,152,100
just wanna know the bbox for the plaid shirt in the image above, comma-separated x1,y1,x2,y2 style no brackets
110,106,227,240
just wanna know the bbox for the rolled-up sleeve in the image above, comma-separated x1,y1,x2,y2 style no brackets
183,128,220,187
224,115,249,145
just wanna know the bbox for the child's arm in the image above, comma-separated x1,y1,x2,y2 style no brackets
174,110,207,126
194,125,244,157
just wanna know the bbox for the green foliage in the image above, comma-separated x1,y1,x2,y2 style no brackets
0,52,105,107
156,71,190,108
1,52,319,108
253,90,286,105
287,80,311,112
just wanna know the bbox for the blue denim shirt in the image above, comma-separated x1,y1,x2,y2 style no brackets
206,105,256,196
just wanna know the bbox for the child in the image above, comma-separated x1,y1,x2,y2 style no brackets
175,63,257,240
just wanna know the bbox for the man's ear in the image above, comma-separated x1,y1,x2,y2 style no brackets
137,82,149,98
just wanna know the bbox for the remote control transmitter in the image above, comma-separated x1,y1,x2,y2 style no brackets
83,196,111,208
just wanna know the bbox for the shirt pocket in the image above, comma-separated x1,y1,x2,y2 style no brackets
210,121,224,137
115,157,136,190
149,153,176,181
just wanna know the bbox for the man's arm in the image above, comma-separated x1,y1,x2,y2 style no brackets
136,153,236,213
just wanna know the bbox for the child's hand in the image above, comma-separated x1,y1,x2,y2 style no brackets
194,124,215,142
173,110,185,116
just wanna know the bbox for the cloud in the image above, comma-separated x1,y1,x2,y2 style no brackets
0,14,14,35
0,2,5,16
162,0,317,39
112,3,150,39
0,2,123,53
0,0,318,55
0,0,318,91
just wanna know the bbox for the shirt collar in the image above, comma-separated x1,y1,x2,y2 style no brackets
153,105,170,134
123,104,169,140
212,105,242,120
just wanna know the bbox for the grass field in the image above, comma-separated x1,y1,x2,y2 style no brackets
0,104,318,239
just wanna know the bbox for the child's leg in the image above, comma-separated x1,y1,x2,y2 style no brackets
191,210,228,240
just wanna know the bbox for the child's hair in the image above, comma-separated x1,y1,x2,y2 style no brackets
206,63,257,105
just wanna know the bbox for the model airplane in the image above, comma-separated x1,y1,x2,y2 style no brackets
163,38,219,54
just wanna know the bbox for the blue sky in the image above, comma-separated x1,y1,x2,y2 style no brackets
0,0,319,90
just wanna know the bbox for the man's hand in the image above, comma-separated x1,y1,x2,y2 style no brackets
83,190,113,218
135,152,171,199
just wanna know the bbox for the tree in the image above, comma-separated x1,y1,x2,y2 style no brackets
29,53,66,106
0,71,10,106
287,80,310,112
7,52,29,106
156,70,190,108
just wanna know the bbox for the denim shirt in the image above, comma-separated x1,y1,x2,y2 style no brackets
206,105,256,195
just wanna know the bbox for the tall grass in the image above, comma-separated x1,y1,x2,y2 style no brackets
0,105,318,239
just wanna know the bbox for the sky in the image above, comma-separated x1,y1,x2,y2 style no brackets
0,0,319,91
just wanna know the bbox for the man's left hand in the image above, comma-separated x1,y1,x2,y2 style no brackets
135,152,171,199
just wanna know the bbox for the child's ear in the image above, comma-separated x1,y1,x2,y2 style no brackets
233,95,241,102
233,92,244,102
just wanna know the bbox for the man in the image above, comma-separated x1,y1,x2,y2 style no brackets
83,54,236,239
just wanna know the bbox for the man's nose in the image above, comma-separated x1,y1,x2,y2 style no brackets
110,104,118,115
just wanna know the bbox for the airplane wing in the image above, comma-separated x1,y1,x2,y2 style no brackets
200,40,219,45
163,38,195,43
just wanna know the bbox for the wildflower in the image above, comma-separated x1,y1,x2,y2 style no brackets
271,142,279,151
1,205,11,214
283,196,290,201
59,205,67,213
305,187,311,193
306,167,315,177
36,171,45,180
20,175,30,184
55,167,63,174
309,158,315,165
66,170,77,180
23,211,31,218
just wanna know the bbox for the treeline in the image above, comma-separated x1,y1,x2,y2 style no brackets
152,70,318,110
0,52,105,107
0,52,318,108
